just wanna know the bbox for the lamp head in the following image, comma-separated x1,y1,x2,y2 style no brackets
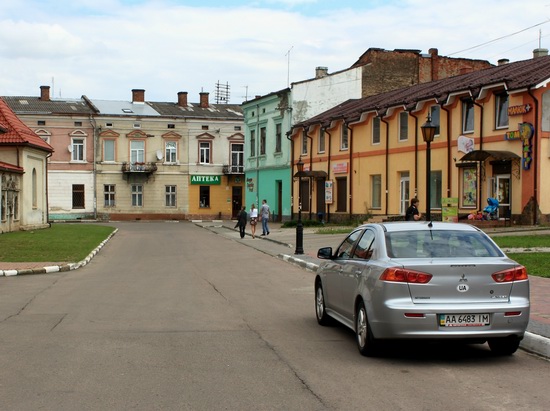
296,156,304,173
421,115,437,143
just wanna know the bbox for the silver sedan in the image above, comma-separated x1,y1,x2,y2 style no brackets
315,221,530,357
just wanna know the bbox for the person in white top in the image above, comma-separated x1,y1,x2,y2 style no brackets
249,204,258,238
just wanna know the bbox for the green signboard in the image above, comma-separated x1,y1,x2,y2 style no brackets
190,175,221,185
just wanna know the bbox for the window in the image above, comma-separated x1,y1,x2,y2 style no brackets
74,121,82,127
165,185,176,207
234,126,241,131
105,122,113,127
165,141,177,163
275,123,282,153
319,129,325,153
260,127,266,155
199,141,211,164
32,169,37,208
371,174,382,209
72,184,85,209
301,132,307,155
71,138,85,161
37,120,46,126
341,126,349,150
167,123,175,129
462,100,475,133
430,105,441,136
131,184,143,206
336,177,347,212
202,125,209,130
103,139,115,162
0,192,5,221
399,111,408,141
130,140,145,163
495,93,509,129
250,130,256,157
372,117,381,144
231,143,244,173
199,186,210,208
133,123,141,129
430,170,442,210
104,184,115,207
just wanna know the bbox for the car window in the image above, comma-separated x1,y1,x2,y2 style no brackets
386,230,503,258
353,229,375,260
335,229,363,259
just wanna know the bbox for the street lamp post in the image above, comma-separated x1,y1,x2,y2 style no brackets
294,157,304,254
421,115,437,221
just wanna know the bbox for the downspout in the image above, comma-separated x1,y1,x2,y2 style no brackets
380,115,390,216
307,126,314,220
323,127,332,223
89,115,98,220
527,87,539,225
440,104,451,199
472,98,484,213
346,122,353,220
411,113,419,198
46,152,52,226
286,130,294,219
256,104,260,208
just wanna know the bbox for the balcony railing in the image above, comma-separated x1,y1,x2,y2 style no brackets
121,162,158,173
222,164,244,174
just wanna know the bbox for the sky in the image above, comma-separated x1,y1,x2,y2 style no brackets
1,0,550,104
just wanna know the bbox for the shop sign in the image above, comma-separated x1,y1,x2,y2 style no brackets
246,177,255,192
441,197,458,223
190,175,221,185
507,104,531,116
332,163,348,174
505,122,534,170
325,180,333,204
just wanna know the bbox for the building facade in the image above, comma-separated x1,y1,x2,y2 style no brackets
290,50,550,225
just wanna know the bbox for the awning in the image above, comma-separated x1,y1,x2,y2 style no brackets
295,170,328,179
458,150,520,162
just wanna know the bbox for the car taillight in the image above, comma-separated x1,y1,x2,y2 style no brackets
380,268,432,284
491,266,528,283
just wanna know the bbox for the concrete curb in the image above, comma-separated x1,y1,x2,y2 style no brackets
0,229,118,277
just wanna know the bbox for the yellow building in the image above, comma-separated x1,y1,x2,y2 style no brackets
290,51,550,225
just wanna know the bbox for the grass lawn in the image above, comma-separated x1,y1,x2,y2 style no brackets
0,224,116,263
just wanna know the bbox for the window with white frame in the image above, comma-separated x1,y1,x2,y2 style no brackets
319,128,325,153
371,174,382,208
199,141,211,164
495,93,509,129
260,127,266,155
165,141,177,163
341,126,349,150
231,143,244,173
104,184,115,207
250,130,256,157
275,123,282,153
71,138,85,161
399,111,408,141
130,140,145,163
131,184,143,206
301,131,307,155
165,185,176,207
430,105,441,136
462,100,475,133
372,117,381,144
103,139,115,162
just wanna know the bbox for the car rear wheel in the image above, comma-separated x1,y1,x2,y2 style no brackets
315,281,331,326
488,336,521,356
355,301,377,357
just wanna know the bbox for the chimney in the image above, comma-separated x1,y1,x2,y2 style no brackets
429,48,439,81
40,85,50,101
533,48,549,58
177,91,188,107
199,92,209,108
315,66,328,78
498,58,510,66
132,89,145,103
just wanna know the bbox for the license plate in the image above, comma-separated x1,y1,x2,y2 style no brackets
439,313,490,327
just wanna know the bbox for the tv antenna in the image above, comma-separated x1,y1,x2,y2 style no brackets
215,81,230,104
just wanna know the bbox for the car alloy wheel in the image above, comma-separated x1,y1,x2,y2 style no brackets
355,301,377,357
315,281,331,326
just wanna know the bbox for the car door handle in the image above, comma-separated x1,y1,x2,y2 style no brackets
355,270,362,275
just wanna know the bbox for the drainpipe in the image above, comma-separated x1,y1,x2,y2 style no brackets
411,112,420,198
307,126,314,220
346,122,353,220
527,87,539,225
286,130,294,219
255,104,260,208
379,115,389,216
440,104,451,199
89,115,98,220
46,152,52,226
472,98,484,212
323,126,332,223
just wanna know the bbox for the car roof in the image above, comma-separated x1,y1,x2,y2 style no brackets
359,221,482,233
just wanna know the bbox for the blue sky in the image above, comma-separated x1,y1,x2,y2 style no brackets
1,0,549,102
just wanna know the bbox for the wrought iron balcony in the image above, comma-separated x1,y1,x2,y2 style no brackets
121,162,158,173
222,164,244,174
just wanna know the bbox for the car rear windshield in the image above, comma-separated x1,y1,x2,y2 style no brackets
386,230,504,258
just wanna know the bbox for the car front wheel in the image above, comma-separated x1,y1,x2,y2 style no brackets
355,301,377,357
488,336,521,356
315,281,331,326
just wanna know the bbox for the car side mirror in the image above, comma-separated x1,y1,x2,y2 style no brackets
317,247,333,259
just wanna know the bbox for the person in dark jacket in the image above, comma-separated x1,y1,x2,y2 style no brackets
235,206,248,238
405,198,422,221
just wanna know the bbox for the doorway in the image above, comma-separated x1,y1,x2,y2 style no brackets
400,173,410,215
232,186,242,219
489,175,510,219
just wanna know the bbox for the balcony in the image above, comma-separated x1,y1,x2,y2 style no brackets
222,164,244,174
121,162,158,174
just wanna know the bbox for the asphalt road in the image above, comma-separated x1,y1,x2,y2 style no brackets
0,221,549,410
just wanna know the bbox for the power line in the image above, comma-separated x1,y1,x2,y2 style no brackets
448,19,550,56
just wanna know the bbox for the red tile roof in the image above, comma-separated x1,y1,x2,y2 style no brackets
0,98,53,152
0,161,24,173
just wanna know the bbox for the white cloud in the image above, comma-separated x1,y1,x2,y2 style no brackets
1,0,549,102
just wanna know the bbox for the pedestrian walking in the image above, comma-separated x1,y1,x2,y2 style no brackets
234,206,247,238
249,204,258,238
260,199,270,236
